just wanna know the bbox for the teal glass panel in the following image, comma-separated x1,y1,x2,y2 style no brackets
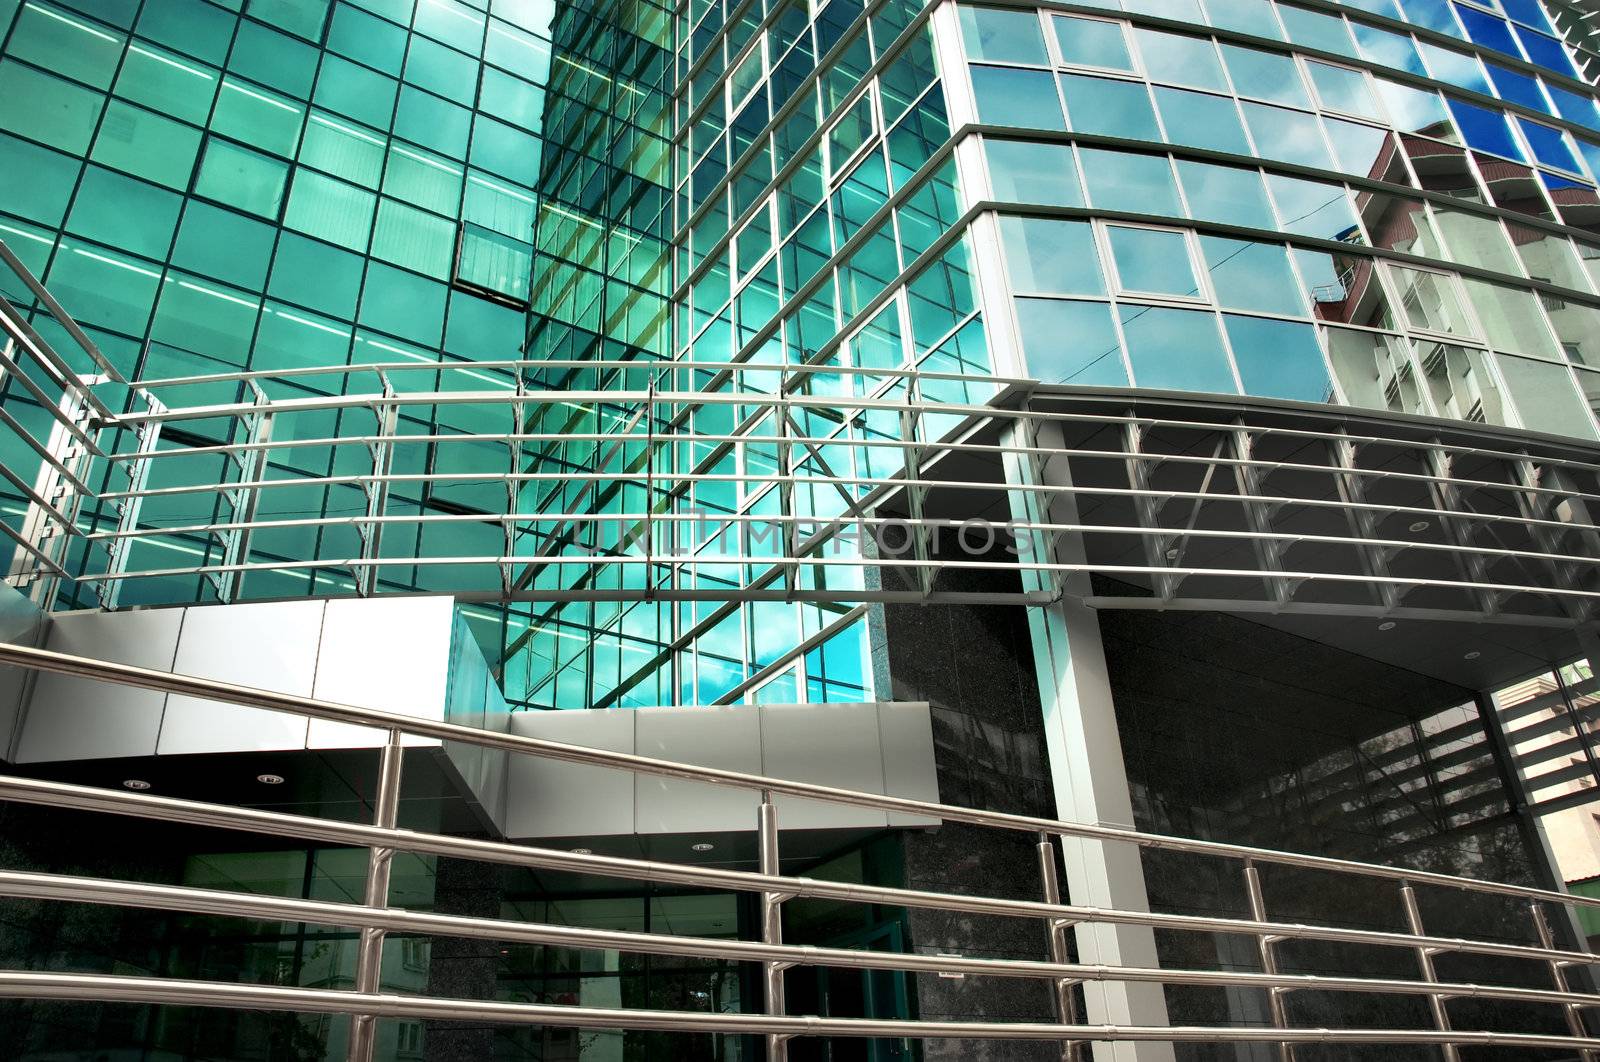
479,67,544,132
1203,0,1283,38
1220,44,1311,108
1000,216,1104,294
1278,5,1358,58
1052,15,1132,70
44,239,161,337
327,3,407,73
984,139,1083,207
1016,298,1127,386
469,117,542,186
283,169,376,251
1108,226,1198,297
268,231,363,318
414,0,485,52
211,79,305,157
65,167,181,261
0,133,79,227
0,60,104,153
1177,160,1275,228
1133,29,1226,92
970,66,1064,129
91,101,203,190
195,138,289,218
396,85,473,157
405,36,478,99
1265,174,1362,241
138,0,235,64
10,1,123,89
228,20,318,98
959,6,1047,65
300,113,387,187
1372,78,1450,136
1323,118,1391,176
255,300,353,373
151,270,261,366
1154,88,1250,155
172,201,277,291
1498,353,1596,438
1120,304,1237,393
390,147,466,216
115,42,219,126
444,290,527,358
359,261,447,345
1199,236,1305,314
247,0,332,39
1079,148,1181,215
1241,102,1334,170
314,55,398,129
1061,74,1159,141
1459,277,1560,358
1225,315,1332,401
371,199,456,278
1306,60,1381,120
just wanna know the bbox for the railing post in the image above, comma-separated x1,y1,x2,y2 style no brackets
1398,881,1460,1062
1529,900,1596,1061
1242,859,1294,1062
1037,833,1081,1062
348,727,404,1062
759,791,790,1062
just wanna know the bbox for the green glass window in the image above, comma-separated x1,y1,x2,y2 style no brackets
1221,44,1311,108
1052,15,1132,70
314,55,398,130
1200,236,1305,315
228,20,318,98
405,36,478,99
1061,74,1160,141
1241,102,1334,171
283,169,376,251
115,42,218,126
91,101,203,190
371,198,456,278
389,147,466,217
359,261,447,345
1079,148,1181,215
10,1,124,89
1306,61,1381,120
247,0,332,40
414,0,485,52
255,300,353,374
1108,226,1198,297
138,0,235,64
195,138,289,218
0,60,103,154
1226,315,1332,402
984,139,1083,207
0,134,80,227
479,67,544,132
970,66,1063,130
299,113,387,187
454,226,534,304
1000,216,1104,295
151,270,262,366
1015,298,1127,386
1121,305,1237,393
211,79,304,158
959,7,1047,65
1204,0,1282,39
469,116,541,184
1155,88,1250,156
327,3,407,73
172,202,277,291
65,167,181,261
268,231,364,319
43,238,161,337
1265,174,1361,242
1133,29,1226,92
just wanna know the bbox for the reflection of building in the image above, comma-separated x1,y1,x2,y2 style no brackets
3,0,1600,1058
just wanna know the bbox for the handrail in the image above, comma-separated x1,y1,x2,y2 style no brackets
0,640,1592,911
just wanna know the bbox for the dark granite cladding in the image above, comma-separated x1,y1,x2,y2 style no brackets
423,856,502,1062
1099,607,1572,1062
881,565,1064,1062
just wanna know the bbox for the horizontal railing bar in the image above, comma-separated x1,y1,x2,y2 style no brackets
0,240,124,389
0,970,1595,1048
76,511,1600,571
2,867,1593,1009
0,641,1596,916
65,553,1600,603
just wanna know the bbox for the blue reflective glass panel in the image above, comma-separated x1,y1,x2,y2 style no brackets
971,66,1064,129
1052,15,1133,70
985,139,1085,206
1200,236,1307,314
1155,87,1251,155
1000,216,1105,294
1519,118,1582,173
1452,4,1521,57
1486,64,1551,114
1351,23,1427,75
1242,102,1334,170
1221,44,1311,107
1133,29,1227,92
1419,43,1492,95
1177,160,1276,228
960,6,1049,64
1446,98,1524,161
1108,226,1198,296
1061,74,1160,141
1203,0,1284,38
1120,305,1237,393
1079,148,1182,214
1016,298,1128,386
1513,26,1577,78
1225,315,1333,401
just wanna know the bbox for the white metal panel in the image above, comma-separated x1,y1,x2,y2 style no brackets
876,701,941,827
17,608,183,762
504,709,636,839
308,596,453,749
157,600,324,754
634,704,762,834
760,703,889,830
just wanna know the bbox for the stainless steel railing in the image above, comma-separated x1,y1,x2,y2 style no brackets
0,639,1597,1062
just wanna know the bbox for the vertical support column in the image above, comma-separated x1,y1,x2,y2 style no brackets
1038,832,1082,1062
348,728,404,1062
1002,416,1175,1062
1397,882,1460,1062
1241,860,1293,1062
1530,900,1596,1058
759,791,791,1062
98,390,164,611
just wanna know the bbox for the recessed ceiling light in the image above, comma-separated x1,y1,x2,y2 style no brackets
1409,520,1431,533
691,842,716,852
256,773,285,785
1378,621,1396,631
1465,650,1481,660
570,847,592,855
122,779,151,791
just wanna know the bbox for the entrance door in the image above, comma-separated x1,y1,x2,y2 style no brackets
785,920,913,1062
